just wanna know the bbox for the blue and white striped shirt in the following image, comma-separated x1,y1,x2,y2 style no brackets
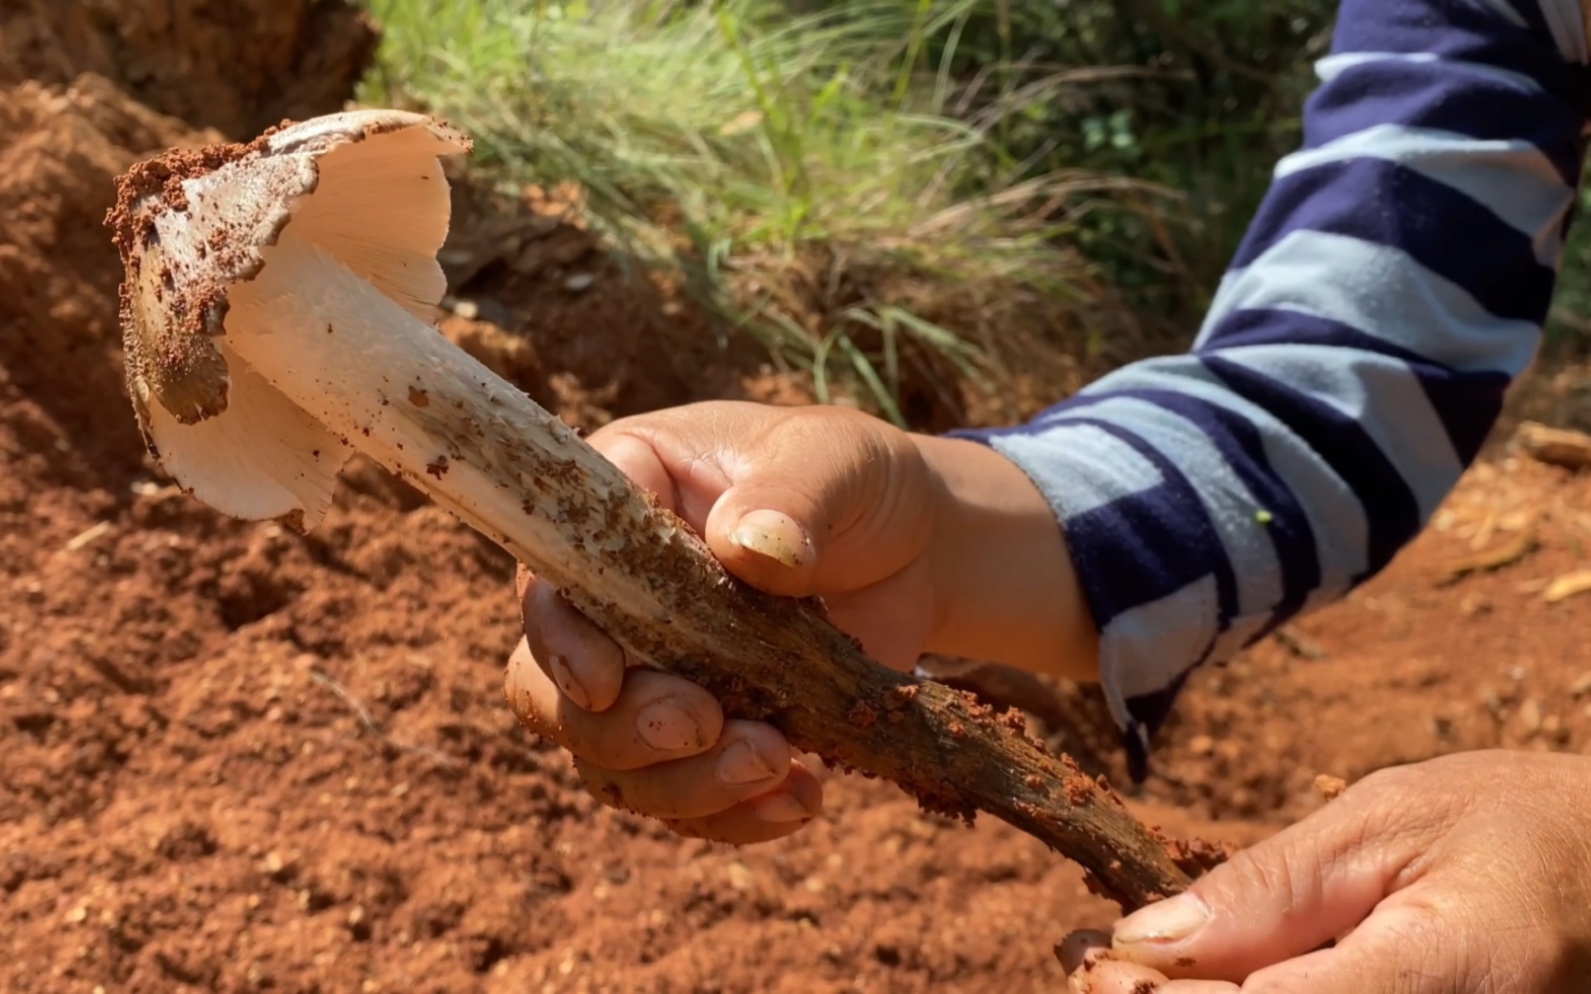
956,0,1591,778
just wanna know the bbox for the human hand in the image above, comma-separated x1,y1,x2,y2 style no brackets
504,400,1095,844
1059,750,1591,992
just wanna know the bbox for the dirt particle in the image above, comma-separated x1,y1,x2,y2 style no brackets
425,455,449,478
1063,777,1096,806
847,700,878,729
1313,774,1348,802
883,684,919,714
408,386,430,407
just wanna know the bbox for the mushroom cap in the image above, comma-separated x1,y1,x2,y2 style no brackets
109,109,472,526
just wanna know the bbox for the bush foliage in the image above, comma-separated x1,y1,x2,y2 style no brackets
361,0,1586,423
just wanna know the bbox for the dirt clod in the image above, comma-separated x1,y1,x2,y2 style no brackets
1313,774,1348,802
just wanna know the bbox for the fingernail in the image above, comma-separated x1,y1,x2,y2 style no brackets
754,792,811,823
635,698,703,752
1113,894,1210,947
548,655,591,710
716,739,777,786
730,509,810,569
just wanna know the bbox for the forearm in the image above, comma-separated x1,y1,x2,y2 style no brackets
951,0,1591,775
913,434,1101,683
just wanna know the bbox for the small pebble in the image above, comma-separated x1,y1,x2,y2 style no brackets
1517,698,1544,735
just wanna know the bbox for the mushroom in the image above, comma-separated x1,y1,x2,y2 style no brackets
107,110,1196,910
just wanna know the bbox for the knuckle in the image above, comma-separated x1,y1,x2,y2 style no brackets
515,698,603,761
521,582,561,635
1212,840,1307,911
506,684,562,741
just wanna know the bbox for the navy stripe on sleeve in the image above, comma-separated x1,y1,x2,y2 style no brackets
1046,387,1322,626
1229,157,1558,324
1200,355,1422,581
1306,57,1586,185
1331,0,1591,112
1200,307,1513,464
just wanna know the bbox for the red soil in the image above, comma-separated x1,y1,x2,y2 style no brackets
2,28,1589,994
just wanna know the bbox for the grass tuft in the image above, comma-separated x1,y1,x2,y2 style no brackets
358,0,1164,425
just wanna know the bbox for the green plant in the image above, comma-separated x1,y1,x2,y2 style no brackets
891,0,1336,340
358,0,1156,425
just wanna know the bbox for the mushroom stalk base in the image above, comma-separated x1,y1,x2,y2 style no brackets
225,237,1193,910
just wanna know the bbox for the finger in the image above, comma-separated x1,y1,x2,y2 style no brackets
661,761,824,845
574,719,794,820
1066,953,1179,993
588,429,685,514
521,577,628,712
606,406,929,599
1060,932,1185,994
1056,930,1114,973
702,419,931,598
1110,766,1457,981
1236,902,1460,993
514,428,685,709
505,639,724,770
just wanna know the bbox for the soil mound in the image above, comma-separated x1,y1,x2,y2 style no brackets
0,0,376,138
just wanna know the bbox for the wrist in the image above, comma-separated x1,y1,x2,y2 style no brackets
910,433,1100,682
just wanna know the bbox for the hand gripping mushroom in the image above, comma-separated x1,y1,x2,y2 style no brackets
107,110,1197,910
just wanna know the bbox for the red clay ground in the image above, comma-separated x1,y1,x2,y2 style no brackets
4,29,1591,994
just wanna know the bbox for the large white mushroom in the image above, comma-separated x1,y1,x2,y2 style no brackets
115,111,469,527
107,110,1195,911
111,110,654,601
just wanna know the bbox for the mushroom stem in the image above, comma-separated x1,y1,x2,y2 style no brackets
224,237,649,600
110,112,1198,910
224,235,1192,909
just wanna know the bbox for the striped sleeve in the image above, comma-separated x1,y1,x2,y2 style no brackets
952,0,1591,780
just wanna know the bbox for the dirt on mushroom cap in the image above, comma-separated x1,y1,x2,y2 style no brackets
109,136,269,428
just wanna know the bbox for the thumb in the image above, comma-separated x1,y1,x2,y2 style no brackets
702,424,932,598
604,404,933,600
1228,899,1478,993
1109,769,1452,982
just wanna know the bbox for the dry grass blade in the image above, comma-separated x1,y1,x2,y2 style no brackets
357,0,1141,426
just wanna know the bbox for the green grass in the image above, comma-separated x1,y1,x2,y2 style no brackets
357,0,1165,425
1547,186,1591,358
